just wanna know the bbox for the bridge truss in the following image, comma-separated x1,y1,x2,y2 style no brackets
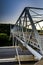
10,7,43,64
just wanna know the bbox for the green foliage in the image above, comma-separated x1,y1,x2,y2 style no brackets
0,33,12,46
0,33,9,39
0,24,14,46
0,24,10,35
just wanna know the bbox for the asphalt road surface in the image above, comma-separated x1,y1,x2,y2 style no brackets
0,46,32,59
0,61,35,65
0,46,32,65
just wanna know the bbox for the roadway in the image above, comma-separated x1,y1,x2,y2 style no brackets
0,46,32,65
0,46,32,59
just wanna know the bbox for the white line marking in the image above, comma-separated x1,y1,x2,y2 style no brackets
0,58,16,63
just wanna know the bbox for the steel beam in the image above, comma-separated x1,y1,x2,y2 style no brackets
15,36,43,60
25,7,43,10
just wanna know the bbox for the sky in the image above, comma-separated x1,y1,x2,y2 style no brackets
0,0,43,24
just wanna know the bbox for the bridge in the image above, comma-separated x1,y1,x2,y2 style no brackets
10,7,43,65
0,7,43,65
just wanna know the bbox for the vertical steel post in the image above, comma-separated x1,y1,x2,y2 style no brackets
25,12,27,32
12,33,14,46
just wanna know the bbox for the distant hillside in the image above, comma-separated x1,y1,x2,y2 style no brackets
0,24,43,35
0,24,14,46
0,24,10,35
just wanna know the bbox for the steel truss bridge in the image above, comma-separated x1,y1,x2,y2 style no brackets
10,7,43,65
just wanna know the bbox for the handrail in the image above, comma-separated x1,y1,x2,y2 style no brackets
16,36,43,60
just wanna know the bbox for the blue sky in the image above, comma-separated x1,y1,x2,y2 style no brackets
0,0,43,24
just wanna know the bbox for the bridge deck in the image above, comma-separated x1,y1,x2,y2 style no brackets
0,46,37,63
